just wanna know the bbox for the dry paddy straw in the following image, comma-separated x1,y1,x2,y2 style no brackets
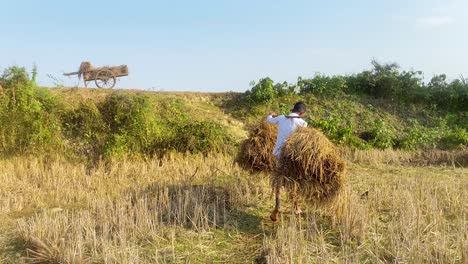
276,127,346,206
238,120,277,172
0,154,467,263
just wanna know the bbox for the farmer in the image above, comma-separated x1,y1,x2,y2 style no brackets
267,102,308,221
266,102,308,159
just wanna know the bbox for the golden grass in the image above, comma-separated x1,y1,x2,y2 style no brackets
341,148,468,167
0,154,467,263
263,164,468,263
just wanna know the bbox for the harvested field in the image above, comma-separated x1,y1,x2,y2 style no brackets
0,154,466,263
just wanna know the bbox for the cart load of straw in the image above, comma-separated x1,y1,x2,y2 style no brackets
275,127,346,206
237,120,277,172
78,61,93,79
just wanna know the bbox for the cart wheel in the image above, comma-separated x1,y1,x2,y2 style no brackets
95,69,116,89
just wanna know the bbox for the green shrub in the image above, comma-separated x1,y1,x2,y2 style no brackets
60,94,236,159
397,126,439,150
0,66,63,155
273,81,296,97
156,97,189,123
298,75,347,95
246,78,276,104
98,93,160,158
439,128,468,149
62,101,107,159
171,121,236,154
370,120,395,149
312,115,354,145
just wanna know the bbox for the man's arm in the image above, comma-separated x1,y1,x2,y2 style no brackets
300,118,308,127
267,112,280,124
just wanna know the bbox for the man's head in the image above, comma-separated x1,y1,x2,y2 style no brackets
292,102,306,116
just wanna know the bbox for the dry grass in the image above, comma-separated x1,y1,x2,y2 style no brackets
341,148,468,167
263,164,468,263
0,154,467,263
0,154,269,263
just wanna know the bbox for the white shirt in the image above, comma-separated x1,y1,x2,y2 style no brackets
267,113,307,158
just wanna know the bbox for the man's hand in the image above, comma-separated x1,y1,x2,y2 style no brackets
269,112,277,117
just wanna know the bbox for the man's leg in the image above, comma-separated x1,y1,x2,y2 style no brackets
270,181,281,222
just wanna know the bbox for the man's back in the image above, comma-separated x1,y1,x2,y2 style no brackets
267,113,307,157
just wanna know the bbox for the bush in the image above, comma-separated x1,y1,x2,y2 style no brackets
439,128,468,149
62,101,107,159
427,75,468,111
370,119,395,149
171,121,236,154
98,93,160,158
0,66,63,155
396,126,439,150
298,75,347,95
312,115,359,146
246,78,276,104
61,93,236,159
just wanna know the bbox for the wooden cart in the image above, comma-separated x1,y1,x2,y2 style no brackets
64,62,128,89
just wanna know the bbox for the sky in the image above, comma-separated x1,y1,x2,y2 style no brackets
1,0,467,92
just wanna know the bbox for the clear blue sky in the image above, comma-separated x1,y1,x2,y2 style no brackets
1,0,467,92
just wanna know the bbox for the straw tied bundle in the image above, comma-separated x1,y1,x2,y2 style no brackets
275,127,346,206
238,120,278,172
238,120,346,206
78,61,93,79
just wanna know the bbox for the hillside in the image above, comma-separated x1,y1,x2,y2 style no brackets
51,86,466,152
49,88,248,140
1,63,466,161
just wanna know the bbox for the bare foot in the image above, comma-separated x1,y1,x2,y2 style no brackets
270,209,280,222
295,207,302,217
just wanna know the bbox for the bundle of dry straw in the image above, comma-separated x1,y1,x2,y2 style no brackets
78,61,93,79
237,120,277,172
275,127,346,206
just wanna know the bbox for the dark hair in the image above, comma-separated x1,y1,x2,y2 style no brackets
292,102,306,113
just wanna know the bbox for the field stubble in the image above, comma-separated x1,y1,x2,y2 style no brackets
0,152,467,263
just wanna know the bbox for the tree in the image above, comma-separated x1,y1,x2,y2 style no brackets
247,77,276,104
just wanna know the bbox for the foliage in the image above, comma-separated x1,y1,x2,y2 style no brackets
312,115,369,149
98,94,160,158
246,77,276,104
369,119,396,149
62,94,235,159
239,60,467,150
439,127,468,150
172,121,236,154
397,126,439,150
0,66,236,159
427,75,468,111
0,66,63,155
298,74,347,95
62,101,108,159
